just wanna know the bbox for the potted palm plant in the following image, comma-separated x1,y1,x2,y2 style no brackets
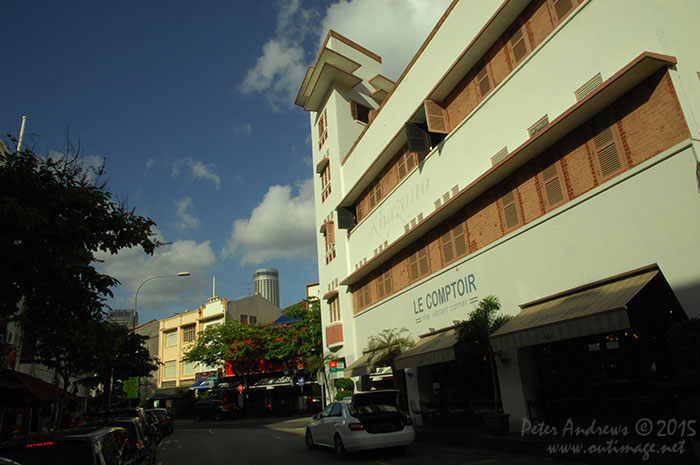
456,295,512,436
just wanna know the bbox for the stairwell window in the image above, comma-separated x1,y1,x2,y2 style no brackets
329,297,340,323
351,100,371,124
320,163,331,202
324,220,336,264
318,109,328,150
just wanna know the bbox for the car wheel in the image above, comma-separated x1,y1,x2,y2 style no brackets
305,429,315,449
334,434,346,459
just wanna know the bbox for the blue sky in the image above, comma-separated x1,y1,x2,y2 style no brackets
3,0,451,324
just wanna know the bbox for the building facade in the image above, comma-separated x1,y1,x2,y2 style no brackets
298,0,700,428
253,268,280,307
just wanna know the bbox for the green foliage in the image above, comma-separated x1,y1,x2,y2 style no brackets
364,327,415,371
334,378,354,400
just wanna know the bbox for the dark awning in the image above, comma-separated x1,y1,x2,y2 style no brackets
394,329,457,370
149,387,187,400
491,269,658,351
0,369,76,407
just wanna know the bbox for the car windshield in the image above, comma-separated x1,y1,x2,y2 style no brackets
0,440,93,465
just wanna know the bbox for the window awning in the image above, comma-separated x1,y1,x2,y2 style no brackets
344,353,372,377
490,268,659,351
189,378,218,391
394,329,458,370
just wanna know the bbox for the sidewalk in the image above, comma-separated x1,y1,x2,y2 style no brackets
414,422,699,465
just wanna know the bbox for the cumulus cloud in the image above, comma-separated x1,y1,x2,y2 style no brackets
238,0,318,111
319,0,452,80
97,232,215,312
239,0,451,111
174,196,201,230
223,178,316,264
172,157,221,190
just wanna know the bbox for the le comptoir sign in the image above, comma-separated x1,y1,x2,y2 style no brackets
412,273,478,324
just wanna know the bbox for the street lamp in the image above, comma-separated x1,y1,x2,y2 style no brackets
134,272,191,317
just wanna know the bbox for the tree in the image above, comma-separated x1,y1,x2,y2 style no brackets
455,295,512,412
268,300,323,368
0,146,160,343
364,327,415,373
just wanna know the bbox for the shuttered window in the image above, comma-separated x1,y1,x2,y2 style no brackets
539,151,567,210
376,268,393,299
329,297,340,322
317,110,328,150
424,100,450,134
499,184,521,231
441,222,468,265
476,60,492,99
350,100,371,124
588,114,625,181
357,282,371,311
408,246,430,282
368,181,383,209
548,0,576,24
324,221,336,264
507,22,530,66
397,148,417,180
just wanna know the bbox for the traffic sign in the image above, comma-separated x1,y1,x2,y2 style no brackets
297,377,304,386
237,384,244,393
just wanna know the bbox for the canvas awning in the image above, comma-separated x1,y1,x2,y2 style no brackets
490,269,659,351
344,353,372,377
394,329,458,370
0,369,76,407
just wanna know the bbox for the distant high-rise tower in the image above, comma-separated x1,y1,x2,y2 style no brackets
253,268,279,307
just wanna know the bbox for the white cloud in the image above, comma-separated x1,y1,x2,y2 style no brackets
239,0,451,111
172,157,221,190
234,123,252,136
97,232,215,311
223,179,316,265
319,0,452,80
144,157,156,175
174,196,201,230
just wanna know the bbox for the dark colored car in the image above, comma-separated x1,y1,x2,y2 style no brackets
98,408,161,445
194,399,237,421
0,425,127,465
86,418,156,465
145,408,174,436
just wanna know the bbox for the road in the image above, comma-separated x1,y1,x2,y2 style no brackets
154,416,579,465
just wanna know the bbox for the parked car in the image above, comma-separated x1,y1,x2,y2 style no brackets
194,399,237,421
98,408,161,445
145,408,174,436
0,457,21,465
305,390,415,459
0,425,127,465
86,418,156,465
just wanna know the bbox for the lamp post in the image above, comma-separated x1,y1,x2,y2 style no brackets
108,272,191,409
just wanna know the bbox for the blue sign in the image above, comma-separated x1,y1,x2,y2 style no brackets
297,377,304,386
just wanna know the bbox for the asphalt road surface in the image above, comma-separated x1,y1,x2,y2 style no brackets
155,416,581,465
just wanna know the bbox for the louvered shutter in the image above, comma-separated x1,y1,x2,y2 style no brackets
550,0,575,23
350,100,358,120
424,100,450,134
590,116,623,179
441,231,454,263
408,254,419,281
540,152,565,208
500,186,520,230
327,221,335,247
336,206,355,229
476,62,491,98
405,123,430,154
418,248,429,276
509,25,529,65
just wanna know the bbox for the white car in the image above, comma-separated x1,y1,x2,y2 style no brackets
305,390,415,459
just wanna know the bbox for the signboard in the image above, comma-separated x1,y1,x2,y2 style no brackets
329,360,345,374
297,377,304,386
237,384,244,393
123,377,139,399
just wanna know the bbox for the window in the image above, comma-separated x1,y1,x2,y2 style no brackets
538,151,567,210
376,268,393,299
320,163,331,202
240,315,248,324
182,361,196,377
329,297,340,323
164,361,176,379
182,325,196,343
317,109,328,150
499,184,521,231
165,330,177,347
441,221,468,264
367,181,383,210
476,60,492,99
408,245,430,282
324,220,336,264
507,21,530,66
249,315,257,324
547,0,577,24
397,147,418,180
350,100,371,124
588,114,626,180
424,100,450,134
356,282,371,311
